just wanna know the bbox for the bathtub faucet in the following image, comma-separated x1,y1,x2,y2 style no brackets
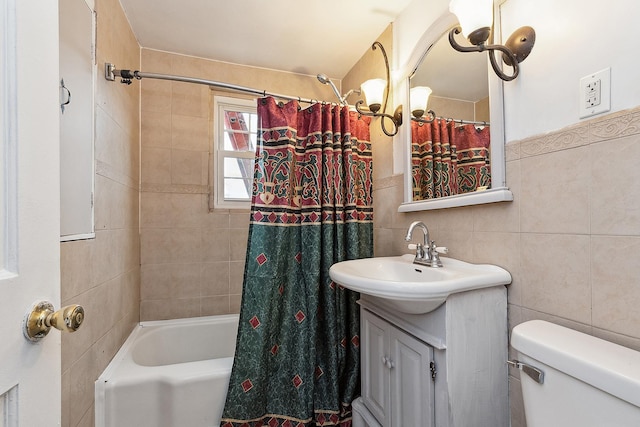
405,221,443,267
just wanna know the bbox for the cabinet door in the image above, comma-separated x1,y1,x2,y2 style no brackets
361,309,390,426
389,327,435,427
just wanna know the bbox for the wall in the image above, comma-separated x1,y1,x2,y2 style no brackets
342,26,397,258
139,49,341,320
60,0,141,425
501,0,640,140
385,1,640,426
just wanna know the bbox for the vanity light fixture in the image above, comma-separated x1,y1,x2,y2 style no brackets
448,0,535,81
409,86,433,119
355,42,403,137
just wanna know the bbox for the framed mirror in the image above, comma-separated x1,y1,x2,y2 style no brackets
397,10,513,212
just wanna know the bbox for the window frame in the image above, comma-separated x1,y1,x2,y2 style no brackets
212,95,257,210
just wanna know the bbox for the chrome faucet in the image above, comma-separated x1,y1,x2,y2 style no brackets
405,221,443,267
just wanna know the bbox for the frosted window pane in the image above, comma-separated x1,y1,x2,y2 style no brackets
224,178,252,200
224,157,253,179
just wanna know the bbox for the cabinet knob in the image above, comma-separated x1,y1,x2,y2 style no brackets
381,356,395,369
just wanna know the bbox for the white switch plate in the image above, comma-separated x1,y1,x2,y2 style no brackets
579,67,611,119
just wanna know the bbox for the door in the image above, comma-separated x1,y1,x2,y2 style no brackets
390,327,435,427
361,309,390,425
0,0,61,425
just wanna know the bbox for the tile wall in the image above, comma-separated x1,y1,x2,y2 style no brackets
139,49,341,320
371,106,640,426
59,0,141,426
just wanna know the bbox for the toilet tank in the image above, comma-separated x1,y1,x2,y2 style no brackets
511,320,640,427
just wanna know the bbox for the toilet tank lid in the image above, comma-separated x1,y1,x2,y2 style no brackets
511,320,640,408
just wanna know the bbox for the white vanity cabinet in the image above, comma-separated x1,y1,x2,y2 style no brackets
361,309,435,427
357,285,509,427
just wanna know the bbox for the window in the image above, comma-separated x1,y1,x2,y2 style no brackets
212,96,257,209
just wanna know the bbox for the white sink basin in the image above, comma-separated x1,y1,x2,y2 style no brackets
329,254,511,314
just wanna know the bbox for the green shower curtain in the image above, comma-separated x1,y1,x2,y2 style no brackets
221,97,373,427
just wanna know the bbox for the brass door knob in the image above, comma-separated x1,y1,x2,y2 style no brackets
23,301,85,342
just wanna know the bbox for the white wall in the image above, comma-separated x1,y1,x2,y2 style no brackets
394,0,640,142
501,0,640,140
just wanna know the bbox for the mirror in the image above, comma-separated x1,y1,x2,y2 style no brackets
397,12,513,212
410,26,490,200
60,0,96,240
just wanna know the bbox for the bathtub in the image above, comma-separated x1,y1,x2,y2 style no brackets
95,314,239,427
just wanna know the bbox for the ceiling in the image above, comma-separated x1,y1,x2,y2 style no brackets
119,0,415,80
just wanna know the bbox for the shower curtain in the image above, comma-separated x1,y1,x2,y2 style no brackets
411,118,491,200
221,97,373,427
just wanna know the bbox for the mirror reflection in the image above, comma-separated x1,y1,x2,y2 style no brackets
409,26,492,201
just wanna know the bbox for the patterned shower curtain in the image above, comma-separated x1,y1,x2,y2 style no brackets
221,97,373,427
411,118,491,200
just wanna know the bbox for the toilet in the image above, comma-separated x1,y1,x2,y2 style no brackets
511,320,640,426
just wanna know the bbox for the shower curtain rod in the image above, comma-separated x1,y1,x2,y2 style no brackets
438,116,490,126
104,63,348,107
412,111,490,127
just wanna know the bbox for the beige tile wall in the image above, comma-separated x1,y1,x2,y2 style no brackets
373,106,640,427
139,49,341,320
59,0,141,426
342,26,395,181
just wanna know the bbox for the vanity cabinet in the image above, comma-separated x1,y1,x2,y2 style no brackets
357,285,509,427
361,309,434,427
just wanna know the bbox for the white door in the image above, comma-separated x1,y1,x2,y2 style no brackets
390,327,434,427
0,0,61,425
361,309,390,426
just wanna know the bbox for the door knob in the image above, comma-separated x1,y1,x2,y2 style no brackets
23,301,85,342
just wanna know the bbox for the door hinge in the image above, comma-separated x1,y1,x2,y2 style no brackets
430,361,437,381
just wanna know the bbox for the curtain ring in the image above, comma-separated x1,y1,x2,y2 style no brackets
277,101,284,108
260,98,268,105
308,100,317,112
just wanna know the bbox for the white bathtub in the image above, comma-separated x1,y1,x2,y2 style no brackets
95,314,239,427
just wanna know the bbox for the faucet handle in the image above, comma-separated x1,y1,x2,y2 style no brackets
407,243,425,258
434,246,448,254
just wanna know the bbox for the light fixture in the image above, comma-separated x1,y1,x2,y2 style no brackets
448,0,535,81
409,86,432,119
355,42,403,137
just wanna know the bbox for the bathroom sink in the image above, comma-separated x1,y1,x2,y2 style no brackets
329,254,511,314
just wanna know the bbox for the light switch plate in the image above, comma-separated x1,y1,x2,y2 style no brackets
579,68,611,119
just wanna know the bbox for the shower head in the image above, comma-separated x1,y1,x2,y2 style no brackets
316,73,330,85
316,73,344,105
